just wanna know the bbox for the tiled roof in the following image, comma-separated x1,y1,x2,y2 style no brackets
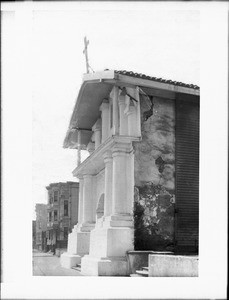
114,70,199,90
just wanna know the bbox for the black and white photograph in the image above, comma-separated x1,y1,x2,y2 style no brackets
1,1,227,299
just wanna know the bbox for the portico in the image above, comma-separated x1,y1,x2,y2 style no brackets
61,70,200,275
61,74,141,275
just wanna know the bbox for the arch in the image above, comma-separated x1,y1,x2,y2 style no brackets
96,193,104,220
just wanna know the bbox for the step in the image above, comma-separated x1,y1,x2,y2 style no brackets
71,266,81,272
136,270,149,277
142,267,149,271
130,273,144,277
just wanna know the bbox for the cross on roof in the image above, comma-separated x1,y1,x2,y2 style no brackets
83,36,90,73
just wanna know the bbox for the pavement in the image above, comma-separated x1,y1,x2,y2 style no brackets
33,250,83,276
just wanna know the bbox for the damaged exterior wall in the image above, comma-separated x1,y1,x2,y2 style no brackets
133,96,175,251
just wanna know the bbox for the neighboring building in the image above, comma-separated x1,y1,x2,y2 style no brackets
46,182,79,252
61,70,199,276
35,204,48,251
32,220,36,249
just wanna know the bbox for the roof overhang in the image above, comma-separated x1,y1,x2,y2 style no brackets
64,70,200,149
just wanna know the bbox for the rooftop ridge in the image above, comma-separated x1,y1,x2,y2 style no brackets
113,69,199,90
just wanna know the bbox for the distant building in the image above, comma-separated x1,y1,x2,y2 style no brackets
35,204,48,251
46,182,79,252
32,220,36,249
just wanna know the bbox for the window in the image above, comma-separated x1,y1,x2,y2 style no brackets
49,193,52,204
64,227,68,239
49,212,52,222
64,200,68,216
54,210,58,221
54,190,58,202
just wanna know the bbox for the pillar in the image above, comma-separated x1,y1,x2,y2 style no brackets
135,87,142,137
118,91,128,135
61,174,95,269
92,119,102,149
103,151,113,217
111,86,119,135
78,177,84,224
100,99,110,143
82,174,94,224
126,106,136,136
112,142,134,215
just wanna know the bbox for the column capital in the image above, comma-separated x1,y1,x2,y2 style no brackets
112,142,133,157
104,150,113,163
83,174,93,180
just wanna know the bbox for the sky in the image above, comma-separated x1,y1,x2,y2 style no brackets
32,6,199,215
2,2,228,298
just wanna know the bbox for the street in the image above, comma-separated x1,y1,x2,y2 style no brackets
33,250,83,276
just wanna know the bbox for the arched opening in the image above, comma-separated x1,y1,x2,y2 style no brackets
96,193,104,221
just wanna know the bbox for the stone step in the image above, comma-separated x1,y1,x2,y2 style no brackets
135,270,149,277
71,266,81,272
142,267,149,271
130,273,144,277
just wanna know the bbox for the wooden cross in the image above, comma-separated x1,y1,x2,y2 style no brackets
83,36,90,73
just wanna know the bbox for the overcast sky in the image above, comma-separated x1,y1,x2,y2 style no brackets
31,6,199,215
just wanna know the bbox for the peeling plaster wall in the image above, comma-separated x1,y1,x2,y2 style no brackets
133,96,175,251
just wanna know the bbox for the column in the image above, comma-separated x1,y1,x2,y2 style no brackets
118,91,128,135
111,86,119,135
126,106,136,136
135,87,142,137
82,174,94,223
78,177,84,224
104,151,113,217
112,143,134,215
100,99,110,143
92,119,102,149
77,130,81,166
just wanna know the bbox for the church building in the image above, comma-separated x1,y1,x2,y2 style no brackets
61,69,199,276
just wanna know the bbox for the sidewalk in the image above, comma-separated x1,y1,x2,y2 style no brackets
33,250,83,276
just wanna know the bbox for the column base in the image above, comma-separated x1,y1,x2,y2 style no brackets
60,223,95,269
81,255,129,276
103,214,133,228
60,252,82,269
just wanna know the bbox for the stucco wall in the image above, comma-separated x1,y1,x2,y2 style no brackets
133,96,175,251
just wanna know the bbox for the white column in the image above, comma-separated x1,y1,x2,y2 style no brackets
104,151,113,217
100,99,110,143
126,106,136,136
82,175,94,223
77,130,81,166
112,86,119,135
112,143,134,215
78,177,84,223
118,92,128,135
135,87,142,137
92,119,102,149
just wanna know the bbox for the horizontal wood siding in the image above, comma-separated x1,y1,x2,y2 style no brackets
175,94,199,254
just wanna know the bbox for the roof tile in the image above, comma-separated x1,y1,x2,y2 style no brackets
114,70,199,90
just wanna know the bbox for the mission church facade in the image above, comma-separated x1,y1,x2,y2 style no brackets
61,70,199,276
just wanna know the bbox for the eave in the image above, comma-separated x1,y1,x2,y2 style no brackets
64,70,200,149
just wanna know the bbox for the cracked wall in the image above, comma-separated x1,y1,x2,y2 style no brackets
133,96,175,251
